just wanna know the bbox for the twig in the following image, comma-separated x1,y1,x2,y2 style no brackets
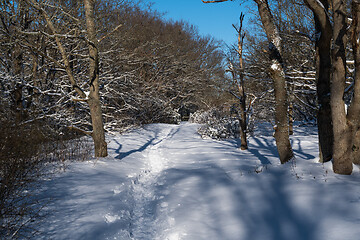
98,24,123,43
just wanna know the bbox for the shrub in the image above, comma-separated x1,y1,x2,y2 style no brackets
189,108,241,139
0,109,92,238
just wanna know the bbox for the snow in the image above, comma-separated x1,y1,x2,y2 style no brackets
35,122,360,240
270,61,281,72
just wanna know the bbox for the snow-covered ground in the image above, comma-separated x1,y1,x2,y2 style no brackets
36,122,360,240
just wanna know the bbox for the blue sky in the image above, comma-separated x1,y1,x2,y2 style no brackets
149,0,250,47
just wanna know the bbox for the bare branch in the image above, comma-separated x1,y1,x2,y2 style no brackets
19,41,65,69
25,0,87,99
98,24,123,43
68,126,93,136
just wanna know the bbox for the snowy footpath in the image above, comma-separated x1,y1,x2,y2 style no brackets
37,122,360,240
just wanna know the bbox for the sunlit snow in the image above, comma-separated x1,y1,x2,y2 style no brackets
36,122,360,240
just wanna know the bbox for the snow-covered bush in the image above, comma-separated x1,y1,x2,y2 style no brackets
190,109,240,139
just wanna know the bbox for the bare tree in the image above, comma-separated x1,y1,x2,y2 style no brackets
2,0,228,158
245,0,317,127
228,13,248,150
203,0,294,163
24,0,108,157
97,4,227,130
84,0,107,157
254,0,294,163
303,0,360,174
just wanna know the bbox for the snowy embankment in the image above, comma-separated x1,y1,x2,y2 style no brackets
37,122,360,240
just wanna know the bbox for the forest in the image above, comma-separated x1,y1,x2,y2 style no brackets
1,0,360,238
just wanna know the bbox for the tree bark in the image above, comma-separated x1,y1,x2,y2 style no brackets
254,0,293,163
238,82,248,150
348,0,360,165
304,0,360,174
84,0,108,157
331,0,352,174
304,0,334,163
314,4,333,163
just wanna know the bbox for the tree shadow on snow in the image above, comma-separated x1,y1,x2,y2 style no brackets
248,136,278,165
155,161,356,240
291,137,317,160
113,138,156,159
227,136,276,165
36,165,134,239
112,124,181,160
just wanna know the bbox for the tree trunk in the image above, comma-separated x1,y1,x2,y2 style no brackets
255,0,293,163
352,129,360,165
239,83,248,150
348,0,360,165
88,97,108,157
84,0,108,157
314,0,333,163
26,0,108,157
13,49,23,122
237,13,248,150
331,0,352,175
288,101,294,135
303,0,333,163
288,77,294,135
304,0,360,173
12,1,25,122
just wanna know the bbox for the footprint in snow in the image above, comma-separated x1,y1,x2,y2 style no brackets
160,202,168,208
112,183,126,195
104,213,121,223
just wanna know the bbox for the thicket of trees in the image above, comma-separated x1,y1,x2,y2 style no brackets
0,0,227,237
0,0,227,152
203,0,360,175
2,0,360,237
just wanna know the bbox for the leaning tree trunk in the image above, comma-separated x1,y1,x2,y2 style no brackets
84,0,108,157
331,0,352,175
255,0,293,163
